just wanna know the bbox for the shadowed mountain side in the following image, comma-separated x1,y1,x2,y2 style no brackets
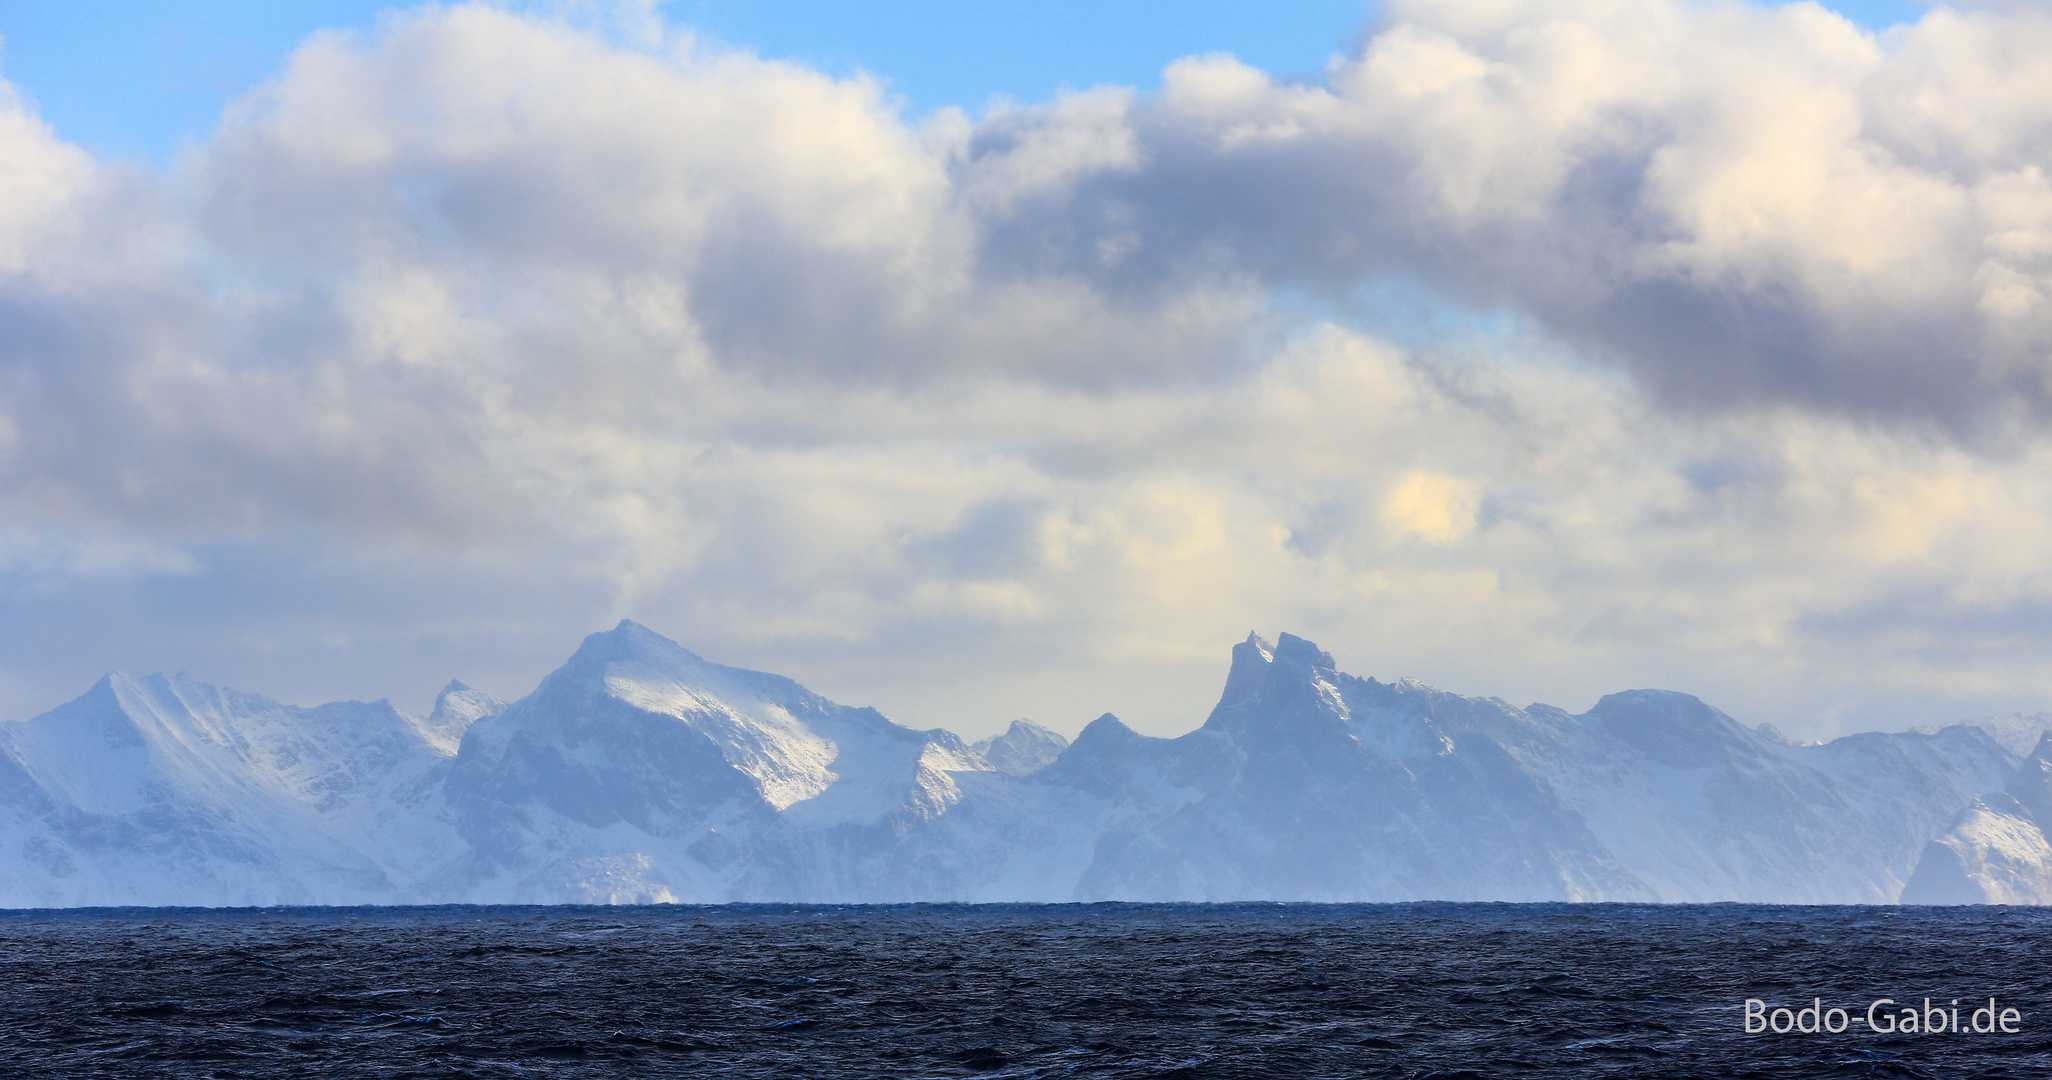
1025,635,1649,901
0,673,450,907
0,623,2028,905
1538,692,2009,903
1902,734,2052,904
972,720,1068,776
438,621,991,903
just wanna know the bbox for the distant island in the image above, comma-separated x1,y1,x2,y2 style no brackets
2,621,2046,907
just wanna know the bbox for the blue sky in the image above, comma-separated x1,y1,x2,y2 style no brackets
0,0,1932,163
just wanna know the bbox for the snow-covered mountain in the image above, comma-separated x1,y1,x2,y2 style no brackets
0,622,2034,905
418,680,507,755
969,634,2006,903
0,673,466,906
1900,734,2052,904
437,621,990,903
1915,713,2052,758
972,721,1068,776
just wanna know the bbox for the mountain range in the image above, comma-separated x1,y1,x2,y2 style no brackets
2,621,2046,906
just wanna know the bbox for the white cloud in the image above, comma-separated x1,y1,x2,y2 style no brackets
964,0,2052,429
2,1,2052,741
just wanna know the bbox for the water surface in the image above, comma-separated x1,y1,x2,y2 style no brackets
0,902,2045,1077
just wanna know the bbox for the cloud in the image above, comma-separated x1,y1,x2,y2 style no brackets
1385,472,1479,543
1,1,2052,740
963,0,2052,432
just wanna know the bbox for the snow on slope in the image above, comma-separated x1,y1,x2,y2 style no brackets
954,634,2008,903
417,680,507,755
972,721,1068,776
0,673,455,906
439,621,996,903
0,624,2034,906
1901,734,2052,904
996,633,1653,902
1916,713,2052,758
1528,693,2009,903
1899,794,2052,904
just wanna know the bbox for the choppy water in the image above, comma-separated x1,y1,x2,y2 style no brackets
0,902,2047,1078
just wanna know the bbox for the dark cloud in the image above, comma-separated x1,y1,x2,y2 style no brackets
957,1,2052,432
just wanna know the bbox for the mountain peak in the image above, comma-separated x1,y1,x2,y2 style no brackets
595,618,689,656
1205,631,1354,740
2028,730,2052,766
1073,712,1137,746
423,680,507,753
549,620,711,683
2004,732,2052,827
972,719,1069,776
1215,633,1276,710
2,624,2034,906
1272,632,1334,670
1585,689,1752,769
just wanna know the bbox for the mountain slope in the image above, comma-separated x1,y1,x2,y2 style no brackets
996,634,2006,903
0,673,450,906
1002,634,1650,901
1541,695,2009,902
972,720,1068,776
1900,734,2052,904
0,623,2033,906
440,621,994,903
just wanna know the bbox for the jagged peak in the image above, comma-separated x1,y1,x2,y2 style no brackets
972,719,1070,777
2027,730,2052,765
1755,722,1802,746
1222,632,1338,681
2005,735,2052,828
429,679,506,722
1204,631,1368,738
1001,718,1062,740
432,677,497,702
1272,632,1335,670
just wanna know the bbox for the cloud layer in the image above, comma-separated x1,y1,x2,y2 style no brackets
978,0,2052,429
1,0,2051,738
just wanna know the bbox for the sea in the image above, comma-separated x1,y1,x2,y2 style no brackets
0,902,2045,1078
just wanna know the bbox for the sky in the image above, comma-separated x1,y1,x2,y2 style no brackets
0,0,2048,743
0,0,1931,162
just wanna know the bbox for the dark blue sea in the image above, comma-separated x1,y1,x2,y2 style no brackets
0,902,2046,1078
